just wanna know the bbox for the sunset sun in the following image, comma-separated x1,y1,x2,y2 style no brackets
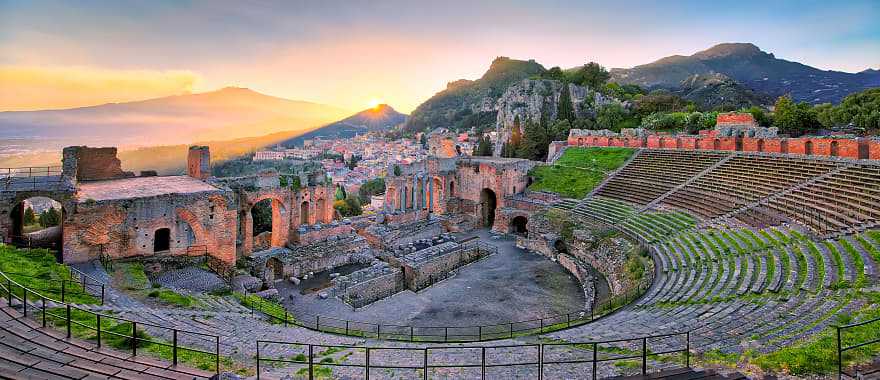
368,98,383,109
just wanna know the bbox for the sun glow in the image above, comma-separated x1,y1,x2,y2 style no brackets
368,98,383,109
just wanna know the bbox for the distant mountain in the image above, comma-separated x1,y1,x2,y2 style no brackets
611,43,880,104
674,73,774,110
405,57,546,132
280,104,407,147
0,87,350,149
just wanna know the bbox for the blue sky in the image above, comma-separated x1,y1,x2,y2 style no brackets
1,0,878,111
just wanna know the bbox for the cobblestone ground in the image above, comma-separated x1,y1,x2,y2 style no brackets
279,229,588,328
152,266,229,293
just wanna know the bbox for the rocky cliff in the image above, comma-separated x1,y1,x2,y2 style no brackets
493,79,619,154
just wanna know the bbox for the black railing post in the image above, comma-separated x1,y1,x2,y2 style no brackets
346,320,349,335
424,348,429,380
509,322,513,338
215,336,220,374
478,325,482,341
66,304,71,338
22,289,27,317
592,342,598,380
41,297,46,327
641,337,647,375
132,321,137,357
686,331,690,367
308,344,314,380
411,326,414,341
365,346,370,380
61,280,65,303
96,314,102,348
172,329,178,366
101,285,105,305
837,326,842,380
256,342,261,380
481,346,486,380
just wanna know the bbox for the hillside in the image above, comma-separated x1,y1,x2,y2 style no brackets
674,73,774,110
611,43,880,104
405,57,547,132
0,87,350,150
281,104,407,147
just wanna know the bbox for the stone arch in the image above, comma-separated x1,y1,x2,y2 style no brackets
830,140,839,157
245,194,287,251
449,181,455,197
480,188,497,228
805,140,814,156
176,208,207,247
510,215,528,235
8,195,66,251
153,228,171,252
577,138,584,146
713,138,721,150
554,239,568,254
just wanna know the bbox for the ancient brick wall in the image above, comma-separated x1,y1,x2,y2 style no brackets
187,146,211,180
62,146,133,181
63,191,236,264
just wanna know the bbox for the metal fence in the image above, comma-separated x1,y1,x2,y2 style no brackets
255,331,690,380
836,316,880,379
0,269,222,374
0,166,64,191
242,278,650,343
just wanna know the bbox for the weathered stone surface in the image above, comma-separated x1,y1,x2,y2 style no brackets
232,275,261,293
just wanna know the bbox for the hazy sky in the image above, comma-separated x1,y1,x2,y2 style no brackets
1,0,878,112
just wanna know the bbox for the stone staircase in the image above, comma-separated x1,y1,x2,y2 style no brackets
642,153,735,211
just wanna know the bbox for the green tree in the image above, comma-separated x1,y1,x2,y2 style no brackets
596,104,628,131
518,120,550,161
38,207,61,228
334,184,347,201
335,195,363,217
346,155,361,170
557,83,575,123
393,165,402,176
23,207,36,225
745,106,771,126
773,95,819,136
544,66,565,81
358,178,385,204
549,119,572,142
571,62,610,90
475,135,494,156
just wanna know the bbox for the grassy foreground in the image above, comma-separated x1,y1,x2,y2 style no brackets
528,147,633,198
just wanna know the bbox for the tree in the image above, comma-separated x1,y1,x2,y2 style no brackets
473,135,493,156
544,66,565,81
23,207,36,225
358,177,385,204
346,155,361,170
596,104,628,131
773,95,819,136
393,165,402,176
548,119,572,142
334,184,347,201
38,207,60,228
557,83,575,123
334,195,362,217
518,120,550,161
571,62,610,90
744,106,771,126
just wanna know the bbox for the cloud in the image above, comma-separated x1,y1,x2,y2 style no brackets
0,66,200,111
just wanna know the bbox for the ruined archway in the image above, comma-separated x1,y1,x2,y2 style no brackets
300,201,310,225
713,139,721,150
244,195,286,253
511,216,528,235
480,188,497,228
153,228,171,252
315,198,327,223
10,196,63,250
831,141,839,157
554,240,568,254
805,140,814,156
757,139,765,152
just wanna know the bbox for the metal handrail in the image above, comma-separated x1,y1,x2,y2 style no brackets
241,276,650,343
255,330,690,380
0,268,222,374
836,316,880,379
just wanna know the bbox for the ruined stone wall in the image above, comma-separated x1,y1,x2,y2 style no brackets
62,146,134,181
187,146,210,180
335,266,405,308
293,223,353,245
63,191,236,265
401,245,486,291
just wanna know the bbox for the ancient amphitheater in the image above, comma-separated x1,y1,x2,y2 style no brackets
1,122,880,379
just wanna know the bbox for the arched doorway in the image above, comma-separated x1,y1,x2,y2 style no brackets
153,228,171,252
713,139,721,150
448,181,455,197
300,201,310,225
830,141,839,157
805,140,814,156
252,199,273,237
554,240,568,254
480,188,497,228
266,257,283,282
511,216,528,235
757,139,765,152
10,196,63,250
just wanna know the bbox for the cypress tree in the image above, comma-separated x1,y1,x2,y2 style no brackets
557,83,575,123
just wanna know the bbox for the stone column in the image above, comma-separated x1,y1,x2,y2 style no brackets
399,186,405,212
428,178,433,214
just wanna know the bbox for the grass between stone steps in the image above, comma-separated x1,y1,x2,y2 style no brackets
837,239,867,288
528,147,633,198
43,306,242,374
855,234,880,265
823,241,851,290
233,292,292,324
0,244,98,305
